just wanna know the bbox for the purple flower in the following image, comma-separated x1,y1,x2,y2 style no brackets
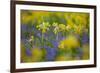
21,24,34,32
44,46,57,61
76,47,82,58
81,33,89,44
51,39,58,48
58,32,64,41
21,24,28,30
36,33,42,38
25,48,31,56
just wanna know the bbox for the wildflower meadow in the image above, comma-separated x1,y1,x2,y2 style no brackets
21,10,90,62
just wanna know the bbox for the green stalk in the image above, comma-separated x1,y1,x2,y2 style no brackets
56,32,58,42
42,33,44,48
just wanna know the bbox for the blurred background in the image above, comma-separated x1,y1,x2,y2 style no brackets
21,10,90,62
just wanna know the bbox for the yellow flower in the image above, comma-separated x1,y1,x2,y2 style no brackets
54,27,59,34
31,48,43,61
56,55,66,61
32,48,42,57
21,11,34,24
59,24,66,31
58,40,65,49
81,44,89,59
21,43,32,62
53,22,58,27
42,28,46,33
21,43,25,60
58,35,79,49
75,25,82,34
36,22,50,33
66,25,72,31
53,23,66,34
53,22,59,34
56,55,72,61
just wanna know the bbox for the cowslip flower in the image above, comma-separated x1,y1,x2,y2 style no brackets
36,22,50,33
53,22,59,34
59,24,66,31
75,25,82,34
66,24,72,31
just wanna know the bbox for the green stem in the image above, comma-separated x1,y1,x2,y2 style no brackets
56,33,58,42
64,31,66,38
42,33,44,48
